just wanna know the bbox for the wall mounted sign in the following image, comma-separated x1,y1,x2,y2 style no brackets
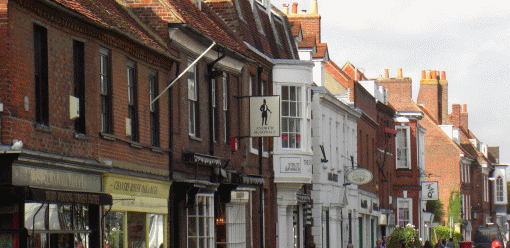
345,168,373,185
421,181,439,200
250,96,280,137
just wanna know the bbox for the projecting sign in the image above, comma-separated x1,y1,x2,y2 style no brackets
421,181,439,200
345,168,373,185
250,96,280,137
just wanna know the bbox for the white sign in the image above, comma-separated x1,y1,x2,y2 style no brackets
422,181,439,200
250,96,280,137
345,168,373,185
280,157,301,173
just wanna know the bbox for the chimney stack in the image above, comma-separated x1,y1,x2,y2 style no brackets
421,70,426,79
384,69,389,78
460,104,468,130
441,71,446,80
291,2,298,14
398,68,403,78
310,0,318,14
282,3,289,14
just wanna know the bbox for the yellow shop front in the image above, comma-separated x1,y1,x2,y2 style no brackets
103,174,171,248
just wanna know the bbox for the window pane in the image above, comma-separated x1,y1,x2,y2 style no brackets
282,102,289,116
289,86,296,100
282,118,288,132
105,211,124,248
149,214,164,248
282,86,288,100
128,212,146,248
290,102,296,116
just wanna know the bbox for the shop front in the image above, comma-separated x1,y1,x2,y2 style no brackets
0,151,112,248
103,174,171,248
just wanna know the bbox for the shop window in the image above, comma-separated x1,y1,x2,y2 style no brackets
187,194,214,248
128,212,146,247
105,211,124,248
149,214,164,248
25,203,90,247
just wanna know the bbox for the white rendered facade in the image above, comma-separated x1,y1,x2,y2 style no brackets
273,59,315,248
310,86,361,248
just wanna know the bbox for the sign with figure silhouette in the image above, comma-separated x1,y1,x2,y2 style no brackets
250,96,280,137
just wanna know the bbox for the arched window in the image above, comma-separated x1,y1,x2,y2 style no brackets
496,176,504,202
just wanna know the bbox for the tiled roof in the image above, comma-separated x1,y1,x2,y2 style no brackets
299,35,316,48
342,62,368,80
324,60,351,88
289,21,301,37
167,0,249,57
52,0,170,54
312,43,327,58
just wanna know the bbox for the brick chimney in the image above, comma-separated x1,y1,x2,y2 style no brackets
282,3,289,14
460,104,468,131
376,69,413,104
451,104,461,127
124,0,173,40
291,2,298,14
417,70,442,123
439,71,449,124
384,69,389,78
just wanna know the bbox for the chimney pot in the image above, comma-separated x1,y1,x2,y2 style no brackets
310,0,318,14
441,71,446,80
421,70,426,79
463,104,467,113
426,70,431,79
292,2,298,14
398,68,403,78
384,69,389,78
283,3,289,14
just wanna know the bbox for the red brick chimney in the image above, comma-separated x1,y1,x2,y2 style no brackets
292,2,298,14
460,104,468,131
417,70,441,123
283,3,289,14
451,104,461,127
124,0,173,40
376,69,413,105
439,71,449,124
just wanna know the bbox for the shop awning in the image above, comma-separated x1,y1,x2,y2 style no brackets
0,186,112,205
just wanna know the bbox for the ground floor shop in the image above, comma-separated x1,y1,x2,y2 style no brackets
0,151,112,248
103,174,171,248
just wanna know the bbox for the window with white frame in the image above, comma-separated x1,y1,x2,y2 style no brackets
396,126,411,169
484,175,489,202
281,85,302,148
188,60,199,137
397,198,412,227
187,194,214,248
496,176,504,202
219,191,249,248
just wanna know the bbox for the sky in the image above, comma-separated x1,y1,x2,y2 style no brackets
272,0,510,165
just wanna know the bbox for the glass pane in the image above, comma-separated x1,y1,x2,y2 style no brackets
128,212,146,248
189,102,195,134
282,136,289,148
282,118,288,132
149,214,164,248
297,101,302,117
25,203,47,230
199,216,205,237
290,134,296,148
296,87,301,101
188,216,196,237
295,119,301,132
290,102,296,117
289,86,296,101
282,102,289,116
105,212,124,248
289,118,295,133
281,86,288,100
49,204,71,230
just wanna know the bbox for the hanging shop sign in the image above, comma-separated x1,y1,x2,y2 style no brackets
345,168,373,185
421,181,439,200
250,95,280,137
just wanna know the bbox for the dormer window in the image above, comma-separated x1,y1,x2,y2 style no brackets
193,0,201,10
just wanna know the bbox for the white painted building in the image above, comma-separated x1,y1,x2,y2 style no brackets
310,86,361,248
272,59,315,248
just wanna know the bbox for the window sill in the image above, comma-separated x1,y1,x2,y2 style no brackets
34,123,52,133
189,135,202,142
100,132,117,141
73,133,88,140
151,147,163,153
130,142,143,149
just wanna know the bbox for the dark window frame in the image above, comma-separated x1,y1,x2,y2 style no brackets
127,60,139,142
99,47,113,134
149,69,160,147
34,24,49,126
73,40,86,134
